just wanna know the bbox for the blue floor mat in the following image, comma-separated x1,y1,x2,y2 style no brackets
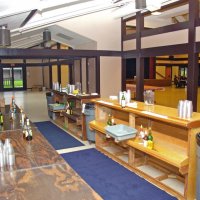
35,121,84,150
62,149,177,200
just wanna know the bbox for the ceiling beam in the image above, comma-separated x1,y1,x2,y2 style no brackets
20,9,37,28
0,48,122,59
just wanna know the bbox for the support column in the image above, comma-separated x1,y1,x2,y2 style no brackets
187,0,199,111
135,12,144,101
121,18,126,91
96,56,100,94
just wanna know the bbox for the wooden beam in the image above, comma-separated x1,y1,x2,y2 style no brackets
123,22,188,41
20,10,37,27
123,44,189,59
0,48,122,59
187,0,199,112
135,12,144,102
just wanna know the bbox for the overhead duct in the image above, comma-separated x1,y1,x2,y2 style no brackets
0,25,11,47
135,0,146,9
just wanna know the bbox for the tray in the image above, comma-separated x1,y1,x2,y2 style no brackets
105,124,137,142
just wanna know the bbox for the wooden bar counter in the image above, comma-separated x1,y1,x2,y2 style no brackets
0,108,102,200
90,98,200,200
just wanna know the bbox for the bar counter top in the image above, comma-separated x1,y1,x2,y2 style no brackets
0,129,65,171
0,112,102,199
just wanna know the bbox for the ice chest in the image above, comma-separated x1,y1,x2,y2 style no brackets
105,124,137,142
49,103,65,111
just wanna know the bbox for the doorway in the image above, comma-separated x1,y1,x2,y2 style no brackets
0,66,26,91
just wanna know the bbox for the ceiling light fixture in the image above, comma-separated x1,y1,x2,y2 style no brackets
0,25,11,47
135,0,146,9
43,29,51,42
43,29,52,48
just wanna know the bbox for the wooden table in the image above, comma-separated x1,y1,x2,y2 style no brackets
0,123,102,200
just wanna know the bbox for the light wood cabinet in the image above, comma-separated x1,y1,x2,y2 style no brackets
89,99,200,200
51,90,99,140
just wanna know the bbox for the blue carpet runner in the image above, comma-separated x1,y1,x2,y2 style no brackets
35,121,84,150
62,149,177,200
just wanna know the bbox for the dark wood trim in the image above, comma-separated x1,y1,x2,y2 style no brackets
140,44,189,57
23,59,27,90
80,58,82,86
123,33,137,41
141,22,188,37
123,43,189,58
196,18,200,26
20,10,37,27
0,48,122,59
86,58,89,93
121,17,125,50
135,12,144,101
187,0,199,111
156,57,188,61
123,22,188,41
121,58,126,91
96,56,100,95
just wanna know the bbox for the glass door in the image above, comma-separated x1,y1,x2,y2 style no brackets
13,67,23,88
2,67,25,90
3,68,12,89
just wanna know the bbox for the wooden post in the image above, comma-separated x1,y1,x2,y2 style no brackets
135,12,144,101
187,0,199,111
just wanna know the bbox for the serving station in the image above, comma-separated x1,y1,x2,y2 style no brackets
89,99,200,200
49,90,100,140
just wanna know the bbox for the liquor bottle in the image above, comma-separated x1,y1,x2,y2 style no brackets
147,128,154,150
69,102,73,115
147,128,153,141
107,114,112,126
143,133,148,147
25,119,32,141
121,92,126,108
65,102,70,114
0,110,3,125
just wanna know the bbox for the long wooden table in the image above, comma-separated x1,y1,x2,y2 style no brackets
0,106,102,200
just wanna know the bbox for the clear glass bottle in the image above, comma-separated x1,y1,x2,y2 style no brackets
121,92,126,108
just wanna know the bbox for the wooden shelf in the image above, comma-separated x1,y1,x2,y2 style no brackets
127,139,188,171
90,98,200,199
94,99,200,128
89,120,106,134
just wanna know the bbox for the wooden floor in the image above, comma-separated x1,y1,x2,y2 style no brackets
155,85,200,112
